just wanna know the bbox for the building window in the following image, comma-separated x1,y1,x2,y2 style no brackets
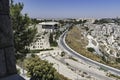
42,36,44,39
33,46,35,48
40,43,43,45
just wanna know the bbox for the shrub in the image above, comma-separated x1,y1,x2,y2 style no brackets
25,55,69,80
87,47,95,52
61,52,65,57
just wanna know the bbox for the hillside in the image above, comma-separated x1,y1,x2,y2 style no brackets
66,25,120,69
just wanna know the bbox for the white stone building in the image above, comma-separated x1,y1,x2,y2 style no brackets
37,22,59,33
29,22,59,50
29,33,50,50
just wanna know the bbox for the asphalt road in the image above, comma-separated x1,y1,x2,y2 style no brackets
58,31,120,76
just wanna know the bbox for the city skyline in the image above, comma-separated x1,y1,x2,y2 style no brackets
14,0,120,19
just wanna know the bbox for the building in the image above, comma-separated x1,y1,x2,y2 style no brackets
29,33,50,50
37,22,59,33
77,18,96,23
29,22,59,50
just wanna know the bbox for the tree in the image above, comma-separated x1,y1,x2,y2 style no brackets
25,55,69,80
82,20,87,24
49,33,58,47
25,55,57,80
93,18,114,24
93,19,99,24
31,18,41,24
87,47,95,53
49,33,54,45
10,0,37,58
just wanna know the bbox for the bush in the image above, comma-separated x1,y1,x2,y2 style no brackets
108,73,120,79
99,67,108,72
69,56,78,61
87,47,95,52
116,58,120,63
17,68,21,74
66,63,69,66
49,33,58,47
61,52,65,57
50,41,58,47
29,48,54,53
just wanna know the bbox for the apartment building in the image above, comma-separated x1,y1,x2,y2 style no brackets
29,33,50,50
29,22,59,50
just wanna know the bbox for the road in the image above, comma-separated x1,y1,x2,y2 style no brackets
58,30,120,77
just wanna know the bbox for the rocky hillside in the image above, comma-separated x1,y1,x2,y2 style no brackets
80,23,120,58
66,24,120,69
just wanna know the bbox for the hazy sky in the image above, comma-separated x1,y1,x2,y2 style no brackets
14,0,120,18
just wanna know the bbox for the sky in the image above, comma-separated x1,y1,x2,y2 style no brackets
13,0,120,19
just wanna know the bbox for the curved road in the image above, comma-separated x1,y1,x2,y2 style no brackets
58,31,120,76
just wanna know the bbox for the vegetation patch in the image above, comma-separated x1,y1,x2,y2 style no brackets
49,33,58,47
99,67,108,72
107,73,120,79
69,56,78,61
29,48,54,53
60,52,65,57
87,47,95,52
24,55,69,80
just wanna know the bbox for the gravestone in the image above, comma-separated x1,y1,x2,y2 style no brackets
0,0,24,79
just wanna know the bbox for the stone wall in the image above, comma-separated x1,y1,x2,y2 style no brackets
0,0,17,78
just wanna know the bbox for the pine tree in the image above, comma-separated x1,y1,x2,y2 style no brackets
49,33,54,45
25,55,57,80
10,0,37,58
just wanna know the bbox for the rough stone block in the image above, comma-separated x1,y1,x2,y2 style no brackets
4,47,17,75
0,0,9,13
0,15,14,48
0,74,25,80
0,49,7,77
0,0,18,78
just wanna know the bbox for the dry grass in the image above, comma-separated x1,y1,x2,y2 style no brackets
66,26,102,62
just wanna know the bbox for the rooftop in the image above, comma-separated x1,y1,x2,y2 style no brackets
39,22,59,25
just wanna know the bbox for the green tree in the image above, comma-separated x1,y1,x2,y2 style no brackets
49,33,54,45
93,19,99,24
31,18,41,24
10,0,37,58
25,55,69,80
26,56,57,80
87,47,95,53
49,33,58,47
82,20,87,24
